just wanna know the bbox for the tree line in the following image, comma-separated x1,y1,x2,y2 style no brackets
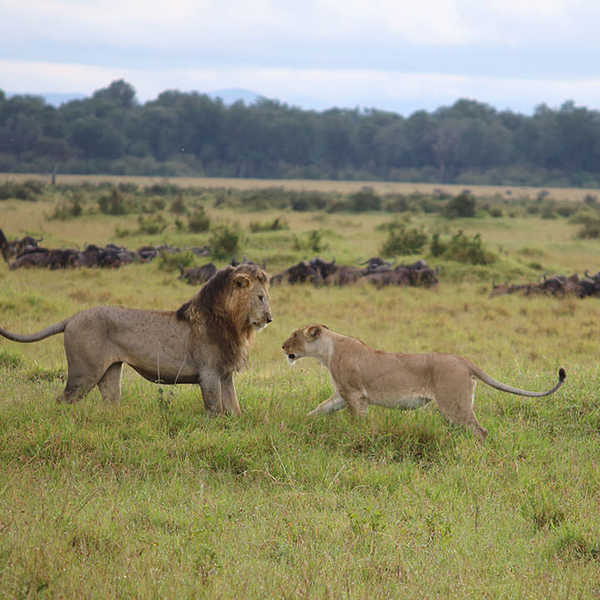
1,79,599,186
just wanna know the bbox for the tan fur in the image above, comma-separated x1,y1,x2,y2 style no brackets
282,325,566,441
0,265,272,415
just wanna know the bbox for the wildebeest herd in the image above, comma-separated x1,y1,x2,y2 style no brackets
490,271,600,299
0,228,209,271
3,228,600,296
269,256,439,288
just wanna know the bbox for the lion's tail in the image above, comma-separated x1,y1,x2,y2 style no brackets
0,319,69,343
471,364,566,397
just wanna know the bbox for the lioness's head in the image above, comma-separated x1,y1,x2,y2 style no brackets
282,324,328,363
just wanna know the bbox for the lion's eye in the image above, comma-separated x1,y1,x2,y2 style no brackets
258,295,264,302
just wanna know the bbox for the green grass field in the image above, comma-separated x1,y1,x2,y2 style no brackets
1,181,600,598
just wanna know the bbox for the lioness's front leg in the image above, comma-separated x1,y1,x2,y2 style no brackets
308,393,346,416
221,373,241,416
199,369,223,415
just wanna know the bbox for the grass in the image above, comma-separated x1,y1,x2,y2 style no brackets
1,180,600,597
3,171,600,203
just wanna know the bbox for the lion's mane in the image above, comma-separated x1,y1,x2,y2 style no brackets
176,264,267,373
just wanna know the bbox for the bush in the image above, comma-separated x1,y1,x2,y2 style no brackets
444,193,476,218
347,187,381,212
209,225,243,259
249,217,289,233
432,231,496,265
430,232,447,257
293,229,328,253
98,187,131,215
380,224,428,257
48,195,83,220
188,207,211,233
158,250,195,272
0,180,44,201
290,191,329,212
169,193,187,215
576,217,600,239
137,213,168,235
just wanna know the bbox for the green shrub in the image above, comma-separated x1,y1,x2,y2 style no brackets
188,207,211,233
169,193,187,215
290,191,329,211
0,180,44,201
293,229,328,253
444,193,476,218
158,250,195,272
249,217,289,233
347,187,381,212
433,231,496,265
380,224,427,257
430,232,447,257
209,224,243,259
576,217,600,239
48,196,83,220
98,187,131,215
137,213,168,235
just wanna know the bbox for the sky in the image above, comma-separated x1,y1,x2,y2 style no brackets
2,0,600,115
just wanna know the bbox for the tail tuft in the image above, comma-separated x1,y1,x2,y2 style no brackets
558,367,566,382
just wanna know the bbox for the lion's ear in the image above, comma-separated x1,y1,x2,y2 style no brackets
233,273,251,288
307,325,321,338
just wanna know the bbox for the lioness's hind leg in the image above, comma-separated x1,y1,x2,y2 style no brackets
435,378,488,442
308,393,346,416
97,362,123,404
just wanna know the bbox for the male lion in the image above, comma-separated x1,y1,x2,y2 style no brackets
0,264,272,414
282,325,565,441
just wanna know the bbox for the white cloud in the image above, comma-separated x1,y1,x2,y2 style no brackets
3,0,598,53
2,0,600,113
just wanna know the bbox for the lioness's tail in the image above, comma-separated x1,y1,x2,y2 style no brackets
0,319,69,343
471,364,566,397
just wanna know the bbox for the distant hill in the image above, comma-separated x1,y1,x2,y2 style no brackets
8,88,267,107
7,92,86,106
208,88,263,105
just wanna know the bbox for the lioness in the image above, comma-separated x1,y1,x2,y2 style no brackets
282,325,565,441
0,264,272,414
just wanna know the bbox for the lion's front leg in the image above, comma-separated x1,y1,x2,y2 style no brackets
308,393,346,416
199,369,223,415
221,373,241,416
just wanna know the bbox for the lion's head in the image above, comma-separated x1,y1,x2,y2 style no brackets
282,324,328,364
177,264,271,372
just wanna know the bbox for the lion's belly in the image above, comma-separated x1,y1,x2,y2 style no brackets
131,364,199,384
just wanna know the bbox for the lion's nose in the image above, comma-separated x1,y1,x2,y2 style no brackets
266,313,272,323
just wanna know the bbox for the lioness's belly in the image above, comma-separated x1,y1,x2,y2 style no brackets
367,390,432,410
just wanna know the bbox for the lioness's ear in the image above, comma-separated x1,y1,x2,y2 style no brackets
307,325,321,338
233,273,250,288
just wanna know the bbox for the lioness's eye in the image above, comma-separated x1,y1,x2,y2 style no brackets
258,295,264,302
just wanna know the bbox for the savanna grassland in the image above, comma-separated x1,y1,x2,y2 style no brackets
1,178,600,599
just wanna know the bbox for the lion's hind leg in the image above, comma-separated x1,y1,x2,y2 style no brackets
97,362,123,404
58,334,112,404
57,375,97,404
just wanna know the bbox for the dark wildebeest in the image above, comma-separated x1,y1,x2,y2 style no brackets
178,262,218,285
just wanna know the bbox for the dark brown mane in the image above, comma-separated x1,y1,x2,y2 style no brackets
176,264,267,373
